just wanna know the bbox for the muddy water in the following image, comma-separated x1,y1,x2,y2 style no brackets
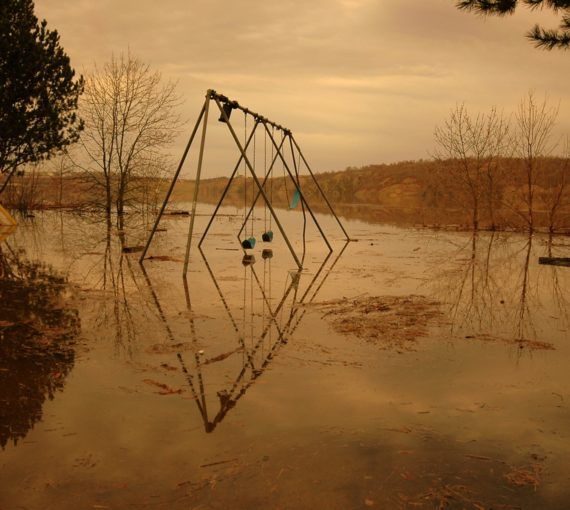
1,206,569,509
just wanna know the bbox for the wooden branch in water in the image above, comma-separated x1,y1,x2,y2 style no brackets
538,257,570,267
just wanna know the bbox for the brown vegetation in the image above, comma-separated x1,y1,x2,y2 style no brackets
310,295,443,351
3,155,569,231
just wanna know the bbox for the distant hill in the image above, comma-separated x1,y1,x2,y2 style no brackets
3,158,569,231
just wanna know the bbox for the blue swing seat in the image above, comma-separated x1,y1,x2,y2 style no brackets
241,237,256,249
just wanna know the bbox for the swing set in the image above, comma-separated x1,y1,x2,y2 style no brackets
140,89,349,273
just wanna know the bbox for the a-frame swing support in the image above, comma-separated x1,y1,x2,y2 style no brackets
140,89,349,272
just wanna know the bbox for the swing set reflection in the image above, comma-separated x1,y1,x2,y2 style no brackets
142,242,348,433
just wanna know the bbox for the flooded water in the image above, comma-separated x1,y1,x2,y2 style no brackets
1,205,569,509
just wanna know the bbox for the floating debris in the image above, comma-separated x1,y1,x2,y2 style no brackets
121,245,144,253
538,257,570,267
312,295,443,351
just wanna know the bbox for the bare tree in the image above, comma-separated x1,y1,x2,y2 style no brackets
434,104,510,230
512,92,558,233
78,52,182,225
542,138,569,233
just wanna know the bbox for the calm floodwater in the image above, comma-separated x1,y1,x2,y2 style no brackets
1,205,569,509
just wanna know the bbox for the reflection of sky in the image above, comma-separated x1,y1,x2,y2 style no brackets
35,0,570,175
2,211,570,508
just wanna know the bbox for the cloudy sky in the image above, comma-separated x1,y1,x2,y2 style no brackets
35,0,570,177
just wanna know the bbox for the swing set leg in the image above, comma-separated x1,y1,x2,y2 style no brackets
198,120,260,248
290,134,351,242
140,97,208,263
265,126,333,253
183,96,211,274
214,97,303,269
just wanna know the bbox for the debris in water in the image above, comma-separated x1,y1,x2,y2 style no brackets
504,463,543,490
142,379,183,395
203,348,243,365
121,246,144,254
311,295,442,351
147,255,184,262
538,257,570,267
470,333,555,351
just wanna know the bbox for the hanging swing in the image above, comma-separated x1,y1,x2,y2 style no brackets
241,112,257,252
242,237,256,249
261,126,273,244
289,190,301,210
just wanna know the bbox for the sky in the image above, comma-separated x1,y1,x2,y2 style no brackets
35,0,570,177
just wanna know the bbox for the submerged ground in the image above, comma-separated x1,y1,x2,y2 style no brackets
1,205,569,509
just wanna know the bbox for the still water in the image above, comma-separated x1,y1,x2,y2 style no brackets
1,205,569,509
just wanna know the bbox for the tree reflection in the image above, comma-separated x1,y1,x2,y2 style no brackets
430,231,569,348
0,243,80,448
86,224,151,357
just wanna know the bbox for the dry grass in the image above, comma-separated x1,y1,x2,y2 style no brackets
312,295,443,351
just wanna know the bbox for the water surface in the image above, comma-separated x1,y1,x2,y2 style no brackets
1,206,569,509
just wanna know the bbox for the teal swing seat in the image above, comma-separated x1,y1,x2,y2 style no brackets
241,237,256,249
262,230,273,242
289,189,301,209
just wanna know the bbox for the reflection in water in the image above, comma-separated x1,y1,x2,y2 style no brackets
0,243,80,448
97,228,139,356
431,232,569,347
2,211,570,509
82,224,152,357
0,225,16,244
142,243,348,433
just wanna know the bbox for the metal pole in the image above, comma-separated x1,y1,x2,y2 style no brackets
249,265,284,338
289,240,350,334
198,120,260,247
140,264,209,428
181,274,209,422
139,99,208,263
183,94,211,274
197,247,257,374
265,126,333,252
290,134,351,241
214,97,302,269
236,133,286,240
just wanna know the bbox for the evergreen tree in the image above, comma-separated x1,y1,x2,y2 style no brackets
457,0,570,49
0,0,83,193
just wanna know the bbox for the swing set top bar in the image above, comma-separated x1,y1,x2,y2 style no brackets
207,89,291,135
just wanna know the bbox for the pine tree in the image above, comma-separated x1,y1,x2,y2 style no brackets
0,0,83,193
457,0,570,49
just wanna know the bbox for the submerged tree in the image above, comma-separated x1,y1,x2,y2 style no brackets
0,0,84,194
78,53,182,224
434,104,510,230
511,92,558,232
456,0,570,49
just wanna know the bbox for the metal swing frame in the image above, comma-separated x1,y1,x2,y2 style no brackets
140,89,349,273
